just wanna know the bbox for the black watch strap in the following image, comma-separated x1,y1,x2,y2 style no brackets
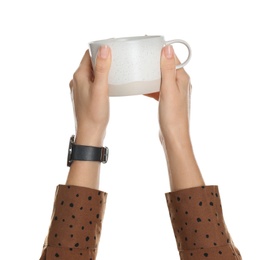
67,135,109,166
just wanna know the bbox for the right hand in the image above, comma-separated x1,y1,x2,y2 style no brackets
147,45,192,146
146,46,203,191
159,45,192,145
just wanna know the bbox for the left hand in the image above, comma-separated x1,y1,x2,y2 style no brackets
69,47,111,146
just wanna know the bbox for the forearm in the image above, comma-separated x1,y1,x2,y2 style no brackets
66,133,104,190
40,49,111,259
40,136,106,259
166,186,242,259
66,161,101,189
40,185,107,260
162,132,204,192
163,135,241,259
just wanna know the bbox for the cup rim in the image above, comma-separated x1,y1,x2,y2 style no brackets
89,35,164,45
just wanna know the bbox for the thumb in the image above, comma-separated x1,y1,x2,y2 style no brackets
94,45,112,87
160,45,176,91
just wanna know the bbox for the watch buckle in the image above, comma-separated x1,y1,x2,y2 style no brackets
67,135,75,167
101,147,109,164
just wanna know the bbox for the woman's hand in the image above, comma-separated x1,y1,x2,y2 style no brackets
66,47,111,189
69,46,111,146
159,45,191,146
146,45,204,191
146,45,192,146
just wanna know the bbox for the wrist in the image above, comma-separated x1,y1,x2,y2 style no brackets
161,133,204,191
161,130,192,152
75,129,106,146
67,134,109,167
75,136,104,146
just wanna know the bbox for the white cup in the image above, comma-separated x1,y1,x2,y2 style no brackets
89,35,191,96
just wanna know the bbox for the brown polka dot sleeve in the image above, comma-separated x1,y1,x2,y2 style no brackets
166,185,242,260
39,185,107,260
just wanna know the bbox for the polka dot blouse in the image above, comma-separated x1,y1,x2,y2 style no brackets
40,185,241,259
165,186,242,259
40,185,107,260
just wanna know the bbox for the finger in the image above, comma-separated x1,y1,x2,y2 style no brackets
175,54,190,84
79,49,93,76
73,50,94,84
160,45,176,93
69,79,73,91
144,92,160,101
93,45,112,89
175,54,189,76
80,49,92,66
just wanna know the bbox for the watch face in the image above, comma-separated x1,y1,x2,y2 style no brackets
67,135,75,167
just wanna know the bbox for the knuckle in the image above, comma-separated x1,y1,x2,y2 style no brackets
177,70,190,84
161,62,176,72
69,79,73,89
95,62,108,75
72,69,85,84
72,71,80,82
184,71,190,81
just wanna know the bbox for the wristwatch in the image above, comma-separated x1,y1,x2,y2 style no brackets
67,135,109,166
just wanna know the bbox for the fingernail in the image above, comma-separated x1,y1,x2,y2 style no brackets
164,45,174,59
98,45,109,59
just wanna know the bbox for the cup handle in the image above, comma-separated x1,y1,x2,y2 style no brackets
165,39,192,69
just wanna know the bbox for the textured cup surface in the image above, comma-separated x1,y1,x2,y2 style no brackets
89,36,189,96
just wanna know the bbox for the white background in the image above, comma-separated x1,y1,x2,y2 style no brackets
0,0,274,259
